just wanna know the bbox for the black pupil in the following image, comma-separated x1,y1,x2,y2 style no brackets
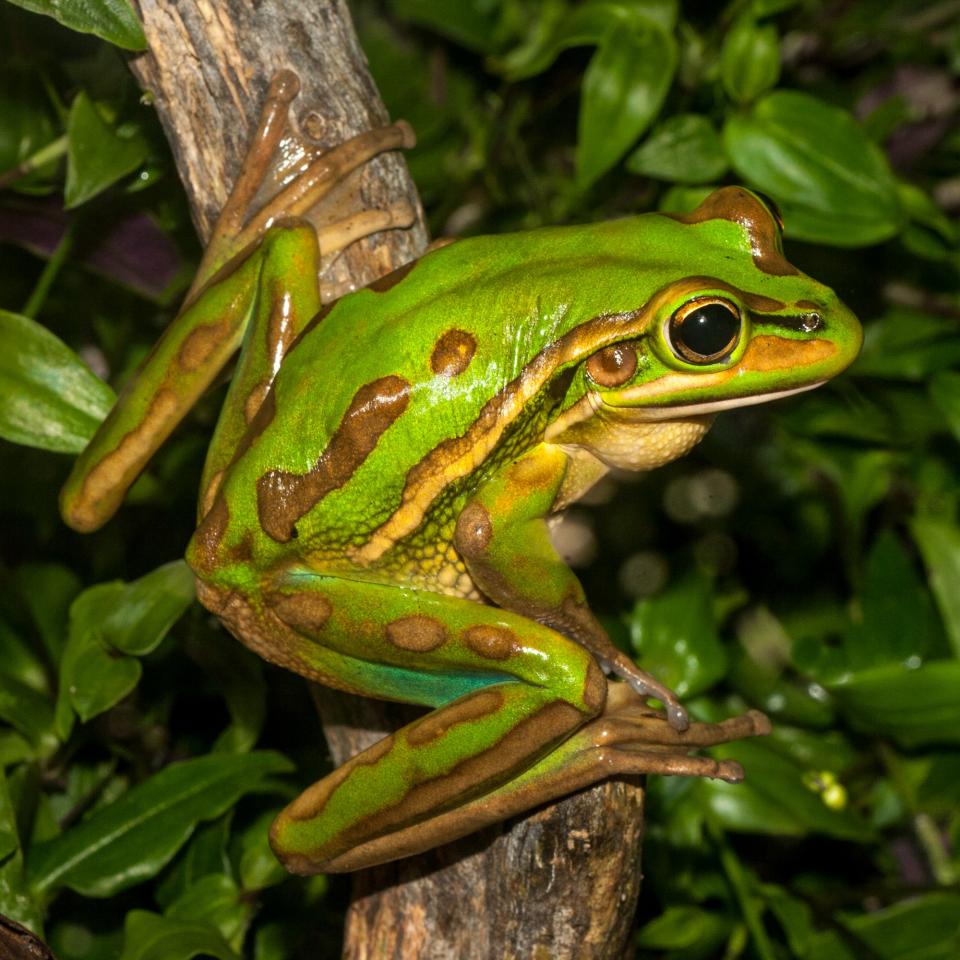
677,303,740,359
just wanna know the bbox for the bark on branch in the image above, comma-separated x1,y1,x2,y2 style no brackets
129,2,645,956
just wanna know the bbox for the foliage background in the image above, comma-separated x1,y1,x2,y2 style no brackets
1,0,959,956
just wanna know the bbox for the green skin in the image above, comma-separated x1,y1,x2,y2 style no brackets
60,87,861,874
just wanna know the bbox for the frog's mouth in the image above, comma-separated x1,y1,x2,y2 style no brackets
547,380,824,442
603,380,826,420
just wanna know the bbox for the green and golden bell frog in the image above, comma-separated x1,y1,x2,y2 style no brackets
60,72,862,873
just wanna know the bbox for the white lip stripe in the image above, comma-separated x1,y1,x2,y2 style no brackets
606,381,826,421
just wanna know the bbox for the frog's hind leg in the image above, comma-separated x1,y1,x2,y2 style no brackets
319,692,770,873
191,570,607,874
193,568,767,873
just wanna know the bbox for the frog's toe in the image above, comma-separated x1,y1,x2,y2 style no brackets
598,654,689,731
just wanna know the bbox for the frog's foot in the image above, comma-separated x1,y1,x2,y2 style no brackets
197,69,416,293
235,120,416,255
580,682,771,783
597,650,690,732
315,200,418,273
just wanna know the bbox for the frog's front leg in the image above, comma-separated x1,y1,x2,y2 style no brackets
60,70,415,533
454,443,689,729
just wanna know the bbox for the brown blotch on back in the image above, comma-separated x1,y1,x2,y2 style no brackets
266,591,333,635
385,615,448,652
407,688,505,748
430,328,477,377
190,494,230,575
795,299,821,311
453,501,493,559
229,532,254,563
672,187,798,278
257,375,411,542
463,624,519,661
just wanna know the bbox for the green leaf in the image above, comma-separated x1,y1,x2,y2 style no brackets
0,770,43,932
930,371,960,443
65,91,149,208
94,561,196,657
57,610,141,732
5,0,146,50
120,910,239,960
166,875,250,950
0,616,48,692
0,674,56,756
387,0,505,53
627,572,727,698
14,564,82,664
626,113,728,184
0,310,115,453
27,751,292,898
843,532,944,671
720,17,781,104
897,182,957,244
56,561,195,730
912,518,960,658
577,25,677,188
762,883,816,957
829,661,960,747
855,308,960,381
237,810,287,891
701,739,873,840
637,904,731,950
723,91,903,245
659,183,716,214
0,67,60,194
841,892,960,960
155,816,233,910
498,0,678,80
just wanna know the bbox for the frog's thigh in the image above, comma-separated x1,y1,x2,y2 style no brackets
263,571,607,873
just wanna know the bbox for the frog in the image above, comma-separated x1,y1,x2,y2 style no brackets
60,71,862,874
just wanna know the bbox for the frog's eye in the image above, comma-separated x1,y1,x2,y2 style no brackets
669,298,742,365
585,342,638,387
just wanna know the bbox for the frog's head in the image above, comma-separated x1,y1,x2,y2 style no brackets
547,187,862,470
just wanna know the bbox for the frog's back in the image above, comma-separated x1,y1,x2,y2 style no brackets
214,212,771,566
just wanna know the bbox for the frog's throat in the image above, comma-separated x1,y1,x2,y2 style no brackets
545,394,712,472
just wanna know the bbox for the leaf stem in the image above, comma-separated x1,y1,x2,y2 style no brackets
914,812,957,886
708,816,777,960
22,218,77,319
0,135,68,190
